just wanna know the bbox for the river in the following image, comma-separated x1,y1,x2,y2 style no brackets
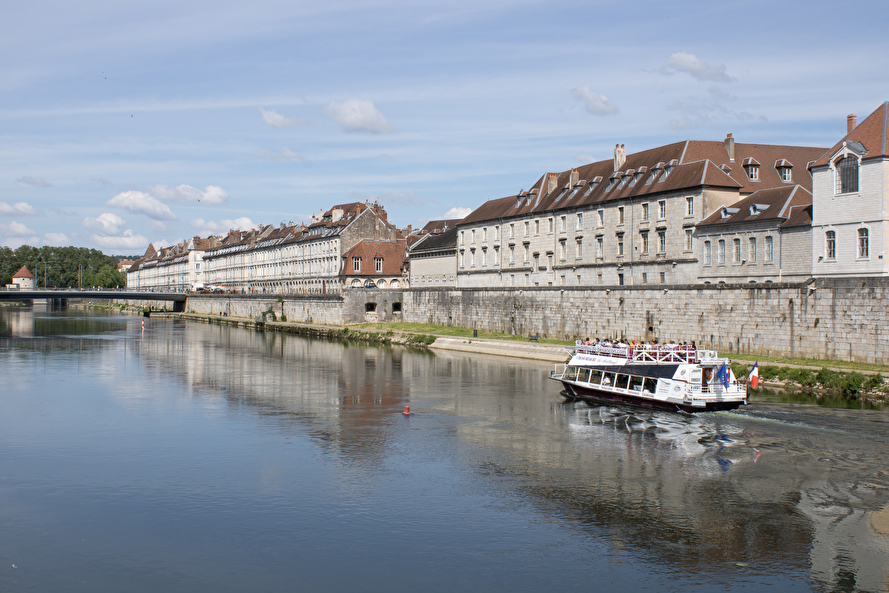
1,307,888,592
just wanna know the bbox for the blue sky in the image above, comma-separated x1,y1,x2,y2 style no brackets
2,0,888,255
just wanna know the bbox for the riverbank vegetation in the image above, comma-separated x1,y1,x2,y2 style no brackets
349,322,574,345
732,362,887,403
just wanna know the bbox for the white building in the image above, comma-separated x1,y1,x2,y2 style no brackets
811,103,889,277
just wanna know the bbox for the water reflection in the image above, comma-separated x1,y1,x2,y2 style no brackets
2,310,889,592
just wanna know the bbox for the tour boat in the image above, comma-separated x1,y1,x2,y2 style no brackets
550,342,747,412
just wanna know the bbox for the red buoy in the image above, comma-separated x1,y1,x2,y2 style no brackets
403,405,410,415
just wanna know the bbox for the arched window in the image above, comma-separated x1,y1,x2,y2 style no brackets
825,230,836,260
858,228,869,259
836,156,859,194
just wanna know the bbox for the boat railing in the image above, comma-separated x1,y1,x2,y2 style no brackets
573,341,712,364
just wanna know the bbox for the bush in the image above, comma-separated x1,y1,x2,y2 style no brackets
760,365,781,381
863,374,884,392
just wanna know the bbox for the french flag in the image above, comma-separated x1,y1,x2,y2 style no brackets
749,362,759,389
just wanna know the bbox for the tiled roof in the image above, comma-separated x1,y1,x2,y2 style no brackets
12,266,35,278
696,185,811,227
458,136,826,227
812,102,889,167
409,226,458,253
340,240,406,276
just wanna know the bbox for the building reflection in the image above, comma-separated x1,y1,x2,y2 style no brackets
19,312,886,592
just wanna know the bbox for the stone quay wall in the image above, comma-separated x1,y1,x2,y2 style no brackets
145,277,889,364
399,277,889,365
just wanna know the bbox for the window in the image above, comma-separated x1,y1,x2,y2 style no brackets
686,196,694,216
641,231,649,254
617,234,624,257
576,239,582,259
509,245,515,264
494,226,499,240
765,236,774,262
859,228,869,258
658,230,666,254
596,237,604,259
523,245,530,263
375,257,383,273
471,229,476,243
548,218,554,233
535,220,540,235
481,249,487,267
597,273,603,284
718,240,726,265
353,257,361,272
749,237,757,263
547,254,553,270
733,238,741,263
685,229,693,251
560,216,567,232
559,240,566,261
510,223,515,238
836,156,859,194
577,213,583,229
618,207,625,224
658,200,666,219
533,254,539,270
597,210,604,227
642,203,649,221
746,165,759,181
483,228,488,242
642,272,648,284
460,231,465,245
826,230,836,260
470,250,476,267
524,221,530,236
660,271,666,284
618,273,624,286
704,241,711,265
780,167,792,182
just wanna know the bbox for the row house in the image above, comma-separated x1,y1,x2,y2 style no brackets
455,137,826,287
811,103,889,277
127,240,209,292
128,201,407,294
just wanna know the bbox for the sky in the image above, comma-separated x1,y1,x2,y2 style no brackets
2,0,888,255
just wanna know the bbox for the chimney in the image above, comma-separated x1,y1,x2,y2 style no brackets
847,114,857,134
614,143,626,171
724,133,735,162
547,172,559,194
569,168,579,186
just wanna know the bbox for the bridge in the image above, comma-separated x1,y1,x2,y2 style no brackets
0,290,187,311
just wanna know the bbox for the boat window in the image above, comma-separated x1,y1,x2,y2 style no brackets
702,368,713,383
642,378,657,393
567,367,580,381
587,370,602,384
601,372,615,386
615,374,630,389
628,376,644,391
690,370,701,384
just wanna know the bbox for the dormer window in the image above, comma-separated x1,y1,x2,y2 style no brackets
555,184,570,202
617,172,631,190
605,173,621,192
630,167,646,187
749,203,769,216
836,156,859,194
742,157,760,181
583,176,603,196
720,206,739,219
774,159,793,183
648,163,664,185
659,159,678,182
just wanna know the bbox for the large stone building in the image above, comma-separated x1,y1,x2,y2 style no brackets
811,103,889,278
407,220,461,287
455,137,826,288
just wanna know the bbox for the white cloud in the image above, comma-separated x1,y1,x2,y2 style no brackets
190,217,256,233
2,236,40,249
324,99,393,134
43,232,70,245
0,201,39,216
258,106,308,128
443,207,472,220
90,229,149,250
662,52,734,83
574,154,596,164
257,148,306,162
147,184,228,205
106,190,177,220
0,221,36,236
348,190,436,207
147,220,171,233
16,176,54,187
150,237,184,250
82,212,126,235
571,87,619,115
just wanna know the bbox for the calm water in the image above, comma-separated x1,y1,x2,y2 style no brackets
2,308,889,592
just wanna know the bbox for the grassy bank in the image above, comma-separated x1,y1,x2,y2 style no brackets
348,322,574,346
